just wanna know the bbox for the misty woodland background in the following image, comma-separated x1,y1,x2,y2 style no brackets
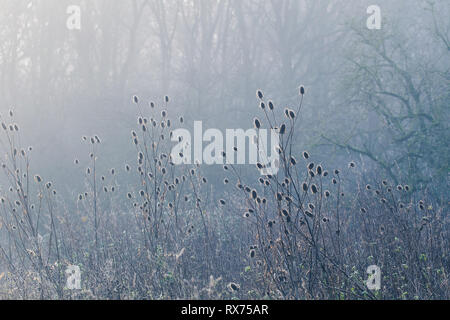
0,0,448,299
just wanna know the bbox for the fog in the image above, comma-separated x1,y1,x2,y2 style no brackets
0,0,448,300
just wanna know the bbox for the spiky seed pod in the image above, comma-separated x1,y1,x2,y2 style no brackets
302,182,308,192
290,156,297,165
257,90,263,100
289,110,295,119
254,118,261,129
316,165,322,175
276,192,283,201
227,282,240,292
299,86,305,95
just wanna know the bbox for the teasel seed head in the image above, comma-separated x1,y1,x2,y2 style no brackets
305,210,314,218
257,90,264,100
290,156,297,165
254,118,261,129
289,110,295,119
299,85,305,95
227,282,240,292
316,165,322,175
